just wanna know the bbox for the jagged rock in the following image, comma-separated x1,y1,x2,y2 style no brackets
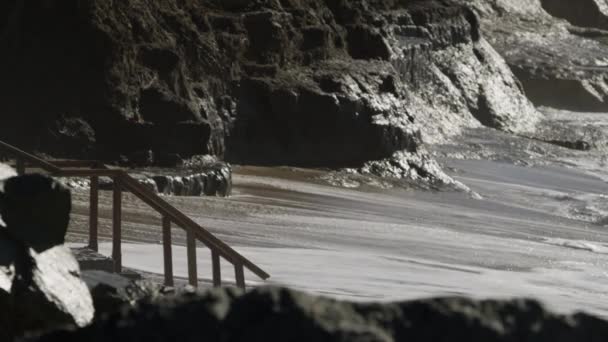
354,150,481,197
466,0,608,112
0,173,94,340
29,287,608,342
0,0,538,176
81,160,232,197
149,162,232,197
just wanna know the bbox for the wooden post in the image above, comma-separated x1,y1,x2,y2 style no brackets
211,250,221,287
235,263,245,290
16,159,25,175
112,178,122,273
186,230,197,287
89,176,99,252
162,216,174,286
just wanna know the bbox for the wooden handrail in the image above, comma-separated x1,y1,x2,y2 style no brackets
0,140,61,173
119,172,270,279
49,160,106,168
0,140,270,287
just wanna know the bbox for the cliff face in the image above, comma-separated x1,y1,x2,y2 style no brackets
541,0,608,30
466,0,608,112
0,0,538,169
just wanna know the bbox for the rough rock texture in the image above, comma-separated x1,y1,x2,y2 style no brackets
0,0,538,174
466,0,608,112
63,158,232,197
31,287,608,342
90,280,189,320
0,173,94,340
357,150,478,195
148,158,232,196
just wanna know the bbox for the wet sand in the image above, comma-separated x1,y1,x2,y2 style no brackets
68,157,608,316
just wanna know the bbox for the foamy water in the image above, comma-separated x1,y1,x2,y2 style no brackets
70,158,608,317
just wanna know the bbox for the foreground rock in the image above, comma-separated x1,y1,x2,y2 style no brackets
0,0,538,184
0,174,94,340
31,287,608,342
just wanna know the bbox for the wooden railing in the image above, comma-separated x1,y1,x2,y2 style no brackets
0,140,270,289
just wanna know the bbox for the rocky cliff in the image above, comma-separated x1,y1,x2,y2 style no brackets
0,0,538,174
466,0,608,112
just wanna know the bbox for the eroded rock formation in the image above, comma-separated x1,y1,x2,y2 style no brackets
0,0,538,178
466,0,608,112
63,159,232,197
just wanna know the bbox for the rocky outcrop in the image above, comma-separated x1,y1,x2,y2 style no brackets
467,0,608,112
541,0,608,30
63,159,232,197
0,0,538,177
148,159,232,197
31,287,608,342
0,173,94,340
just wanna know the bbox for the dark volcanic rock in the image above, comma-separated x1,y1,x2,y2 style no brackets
30,287,608,342
83,158,232,197
150,166,232,197
0,174,71,251
0,0,538,177
90,280,176,320
149,155,232,196
0,173,93,340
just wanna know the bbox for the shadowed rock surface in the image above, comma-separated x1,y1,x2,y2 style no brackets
0,173,93,340
30,287,608,342
541,0,608,30
149,167,232,197
0,0,538,179
63,159,232,197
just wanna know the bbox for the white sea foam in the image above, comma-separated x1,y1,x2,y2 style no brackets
543,238,608,254
68,156,608,318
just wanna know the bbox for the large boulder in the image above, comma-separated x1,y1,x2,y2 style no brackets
87,159,232,197
29,287,608,342
0,173,94,339
0,174,71,251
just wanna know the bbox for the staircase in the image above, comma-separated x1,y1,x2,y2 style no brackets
0,140,270,289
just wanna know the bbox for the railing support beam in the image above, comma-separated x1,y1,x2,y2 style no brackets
235,263,246,290
212,250,221,287
162,216,174,287
89,176,99,252
0,140,270,285
16,159,25,175
112,178,122,273
187,230,197,287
